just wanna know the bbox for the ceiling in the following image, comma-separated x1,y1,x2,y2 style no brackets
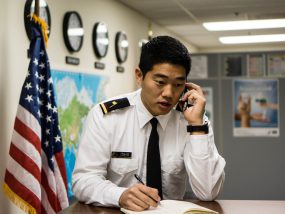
118,0,285,51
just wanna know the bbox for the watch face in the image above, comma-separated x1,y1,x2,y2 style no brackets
93,22,109,58
115,32,128,63
63,11,84,52
24,0,51,40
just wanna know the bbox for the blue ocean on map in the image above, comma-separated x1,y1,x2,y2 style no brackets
51,69,107,197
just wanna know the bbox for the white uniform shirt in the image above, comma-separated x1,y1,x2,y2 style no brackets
72,89,226,207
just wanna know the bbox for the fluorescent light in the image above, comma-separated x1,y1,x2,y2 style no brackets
203,19,285,31
219,34,285,44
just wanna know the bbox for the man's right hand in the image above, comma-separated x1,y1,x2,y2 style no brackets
119,183,161,211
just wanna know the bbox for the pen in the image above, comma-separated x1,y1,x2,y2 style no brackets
134,174,160,204
134,173,145,185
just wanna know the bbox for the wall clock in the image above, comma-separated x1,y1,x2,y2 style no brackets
92,22,109,58
63,11,84,52
115,31,128,63
24,0,51,40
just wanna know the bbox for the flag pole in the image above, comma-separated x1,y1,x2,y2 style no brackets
32,0,49,46
35,0,39,16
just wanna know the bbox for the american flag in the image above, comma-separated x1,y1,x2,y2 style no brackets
3,18,69,213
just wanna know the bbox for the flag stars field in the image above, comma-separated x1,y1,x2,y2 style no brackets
37,110,42,118
39,62,45,69
48,77,53,84
46,102,52,110
38,99,43,106
46,115,52,123
25,82,32,90
33,57,38,65
55,135,61,142
39,87,44,94
39,74,45,81
52,106,57,113
25,94,33,102
46,90,51,97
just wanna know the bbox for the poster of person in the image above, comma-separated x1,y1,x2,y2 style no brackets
233,79,279,137
202,87,214,127
51,69,108,197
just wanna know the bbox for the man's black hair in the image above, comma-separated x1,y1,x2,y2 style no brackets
139,36,191,78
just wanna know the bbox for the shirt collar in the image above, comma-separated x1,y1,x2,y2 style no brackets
135,89,172,131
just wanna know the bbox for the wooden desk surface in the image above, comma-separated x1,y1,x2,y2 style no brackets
59,200,285,214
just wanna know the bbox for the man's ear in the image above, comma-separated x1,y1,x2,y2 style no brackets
135,68,143,86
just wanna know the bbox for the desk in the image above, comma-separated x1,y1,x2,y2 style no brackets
59,200,285,214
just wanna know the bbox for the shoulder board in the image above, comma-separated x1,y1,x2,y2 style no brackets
100,97,130,115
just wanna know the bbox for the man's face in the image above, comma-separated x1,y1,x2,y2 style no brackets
136,63,186,116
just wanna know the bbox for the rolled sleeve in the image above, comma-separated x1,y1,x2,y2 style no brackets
188,134,210,156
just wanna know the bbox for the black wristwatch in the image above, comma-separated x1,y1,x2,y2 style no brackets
187,123,209,134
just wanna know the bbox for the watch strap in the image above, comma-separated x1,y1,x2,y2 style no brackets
187,123,209,134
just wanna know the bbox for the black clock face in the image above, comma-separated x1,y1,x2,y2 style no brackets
115,32,128,63
24,0,51,40
63,11,84,52
93,22,109,58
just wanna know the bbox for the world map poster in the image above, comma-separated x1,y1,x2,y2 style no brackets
51,69,108,197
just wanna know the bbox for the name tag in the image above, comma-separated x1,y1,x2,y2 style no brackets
111,151,132,159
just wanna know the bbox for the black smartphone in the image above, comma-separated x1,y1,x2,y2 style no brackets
178,87,192,111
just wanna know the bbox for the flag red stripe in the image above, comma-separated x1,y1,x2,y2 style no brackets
5,169,41,213
41,204,47,214
55,152,68,191
41,170,62,212
9,142,41,182
14,117,41,153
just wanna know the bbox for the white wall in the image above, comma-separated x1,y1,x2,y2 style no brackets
0,0,197,213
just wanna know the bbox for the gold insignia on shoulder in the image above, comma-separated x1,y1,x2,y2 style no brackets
109,101,118,109
100,97,130,115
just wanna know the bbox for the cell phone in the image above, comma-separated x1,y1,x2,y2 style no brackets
178,87,192,111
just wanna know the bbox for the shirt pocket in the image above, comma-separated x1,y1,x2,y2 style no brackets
161,159,187,199
161,159,185,174
108,158,138,187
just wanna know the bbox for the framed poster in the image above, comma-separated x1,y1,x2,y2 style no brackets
233,79,279,137
267,53,285,77
224,55,242,77
187,55,208,80
247,53,265,77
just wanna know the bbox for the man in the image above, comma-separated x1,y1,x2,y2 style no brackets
72,36,226,211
